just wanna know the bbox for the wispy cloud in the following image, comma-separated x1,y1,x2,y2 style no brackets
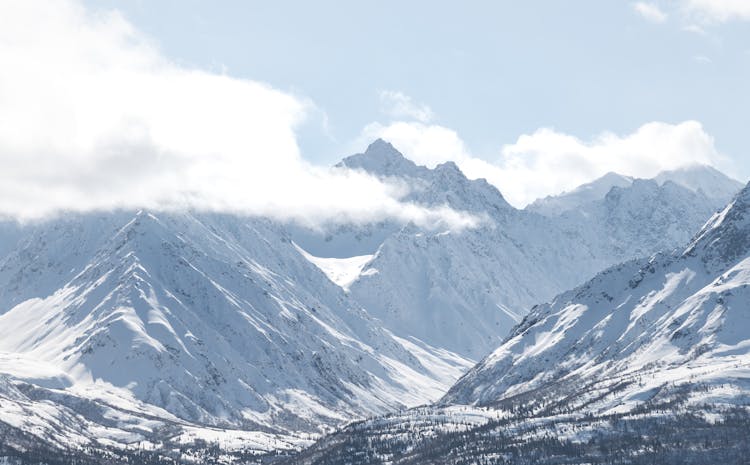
633,1,750,27
682,23,708,35
0,0,478,230
379,90,435,123
683,0,750,23
633,2,668,23
495,121,729,206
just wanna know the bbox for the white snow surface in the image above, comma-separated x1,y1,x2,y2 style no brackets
655,164,744,201
326,140,739,359
0,211,472,452
528,164,741,217
445,182,750,413
0,139,743,456
527,172,634,216
293,243,373,290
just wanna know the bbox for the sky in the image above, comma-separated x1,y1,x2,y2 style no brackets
1,0,749,223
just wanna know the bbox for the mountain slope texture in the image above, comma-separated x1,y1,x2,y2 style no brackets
294,182,750,465
0,212,470,462
323,140,740,359
0,140,744,464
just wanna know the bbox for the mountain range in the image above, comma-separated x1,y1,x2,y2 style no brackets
0,139,745,463
0,212,470,459
302,140,741,359
294,178,750,465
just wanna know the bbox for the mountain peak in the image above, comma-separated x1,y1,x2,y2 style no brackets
434,160,462,174
599,171,633,183
655,164,743,201
366,138,397,154
337,139,423,178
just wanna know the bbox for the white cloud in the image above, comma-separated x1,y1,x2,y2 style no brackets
633,2,668,22
496,121,728,206
632,1,750,26
379,91,435,123
683,0,750,22
682,23,708,35
362,120,730,208
0,0,478,230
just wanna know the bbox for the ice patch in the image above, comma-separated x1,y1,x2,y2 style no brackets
294,242,374,290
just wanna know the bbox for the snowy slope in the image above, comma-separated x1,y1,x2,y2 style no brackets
340,142,592,359
445,181,750,408
0,139,744,463
0,211,472,457
655,164,744,201
527,172,634,216
555,179,727,263
527,164,741,217
330,140,735,360
293,183,750,465
293,243,373,290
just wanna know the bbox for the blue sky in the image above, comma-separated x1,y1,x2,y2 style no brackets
1,1,748,222
82,1,749,176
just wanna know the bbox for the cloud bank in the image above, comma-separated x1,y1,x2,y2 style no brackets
3,1,736,226
362,119,730,208
0,0,478,230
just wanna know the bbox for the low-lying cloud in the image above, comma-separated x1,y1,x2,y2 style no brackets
0,0,478,230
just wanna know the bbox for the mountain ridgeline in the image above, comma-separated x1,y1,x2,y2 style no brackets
297,140,740,359
292,180,750,465
0,139,745,464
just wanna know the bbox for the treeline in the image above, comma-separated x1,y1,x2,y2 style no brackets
290,405,750,465
0,425,291,465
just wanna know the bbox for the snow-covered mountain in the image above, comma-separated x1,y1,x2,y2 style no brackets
528,164,741,217
0,211,471,460
656,164,744,201
555,178,729,263
339,143,571,359
445,181,750,407
292,182,750,465
312,140,738,360
0,139,744,463
527,171,634,216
